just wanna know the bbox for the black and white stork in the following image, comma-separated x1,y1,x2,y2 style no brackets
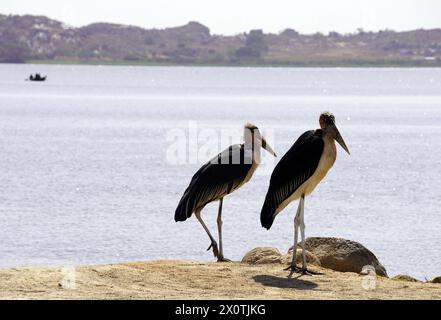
260,112,350,276
175,123,276,262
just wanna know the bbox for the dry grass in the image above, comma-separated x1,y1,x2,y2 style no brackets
1,260,440,300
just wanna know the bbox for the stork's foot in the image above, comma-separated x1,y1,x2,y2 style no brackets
298,268,322,276
284,265,323,278
217,257,231,262
206,241,219,258
284,264,301,278
285,265,322,277
284,264,301,272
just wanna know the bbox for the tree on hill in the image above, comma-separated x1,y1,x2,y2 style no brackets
0,43,29,63
234,29,268,60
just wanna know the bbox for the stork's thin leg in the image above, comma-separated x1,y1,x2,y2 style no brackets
195,210,219,259
216,198,230,262
299,194,307,270
298,194,322,276
285,199,302,278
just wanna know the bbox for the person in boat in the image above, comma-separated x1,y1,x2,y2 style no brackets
29,73,46,81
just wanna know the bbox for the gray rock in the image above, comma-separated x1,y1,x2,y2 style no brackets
392,275,420,282
241,247,282,264
431,276,441,284
282,249,321,267
290,237,387,276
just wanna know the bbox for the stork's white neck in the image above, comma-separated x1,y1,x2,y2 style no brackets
244,128,261,164
244,142,261,164
322,135,337,167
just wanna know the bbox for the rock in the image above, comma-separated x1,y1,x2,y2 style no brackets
392,275,420,282
290,237,387,277
241,247,282,264
431,276,441,284
282,249,321,267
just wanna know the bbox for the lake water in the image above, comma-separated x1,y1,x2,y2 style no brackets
0,64,440,280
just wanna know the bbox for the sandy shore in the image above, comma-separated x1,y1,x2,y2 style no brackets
1,260,440,299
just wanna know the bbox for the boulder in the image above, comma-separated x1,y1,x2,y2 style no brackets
241,247,282,264
282,249,321,267
392,275,420,282
290,237,387,277
431,276,441,284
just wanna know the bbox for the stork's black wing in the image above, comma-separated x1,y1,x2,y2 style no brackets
260,130,324,229
175,144,253,222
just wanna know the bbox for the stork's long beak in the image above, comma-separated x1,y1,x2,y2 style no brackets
332,125,350,155
261,136,277,157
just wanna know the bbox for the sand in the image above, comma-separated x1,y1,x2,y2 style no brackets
1,260,440,299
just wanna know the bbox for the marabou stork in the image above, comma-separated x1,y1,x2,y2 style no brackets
260,112,350,276
175,123,276,261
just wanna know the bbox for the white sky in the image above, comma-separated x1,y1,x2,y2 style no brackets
1,0,440,35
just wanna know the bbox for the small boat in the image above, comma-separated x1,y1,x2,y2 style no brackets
28,73,47,82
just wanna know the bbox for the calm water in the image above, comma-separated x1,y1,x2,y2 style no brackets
0,64,440,280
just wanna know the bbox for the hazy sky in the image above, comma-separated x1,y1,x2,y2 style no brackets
1,0,440,35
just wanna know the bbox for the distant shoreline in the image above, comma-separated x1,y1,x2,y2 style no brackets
3,14,441,70
15,60,441,68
